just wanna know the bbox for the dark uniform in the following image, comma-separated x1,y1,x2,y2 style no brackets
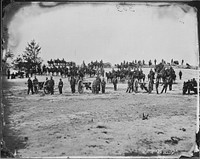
96,77,101,94
101,79,106,93
70,77,76,93
58,79,63,94
168,77,173,91
7,69,10,79
33,76,39,94
49,77,55,95
155,78,159,94
27,78,33,94
161,78,168,93
179,71,182,80
126,78,132,93
187,80,192,95
112,77,118,91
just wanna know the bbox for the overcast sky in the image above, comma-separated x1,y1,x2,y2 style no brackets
7,2,198,66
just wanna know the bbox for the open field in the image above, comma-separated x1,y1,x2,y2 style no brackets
2,68,198,157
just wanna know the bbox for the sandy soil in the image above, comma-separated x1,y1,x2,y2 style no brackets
2,68,198,157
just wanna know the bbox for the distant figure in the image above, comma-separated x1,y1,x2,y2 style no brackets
179,70,182,80
30,68,33,77
101,78,106,93
181,59,184,65
7,69,10,79
49,76,55,95
112,76,118,91
33,76,39,94
58,78,63,94
70,76,76,93
27,77,33,94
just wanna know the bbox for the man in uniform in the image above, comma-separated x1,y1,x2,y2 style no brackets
7,69,10,79
155,78,159,94
49,76,55,95
161,77,168,93
92,79,97,94
58,78,63,94
33,76,39,94
126,78,132,93
101,78,106,93
168,76,173,91
112,76,118,91
134,78,139,93
179,70,182,80
27,77,34,95
70,76,76,93
187,80,192,95
96,76,101,93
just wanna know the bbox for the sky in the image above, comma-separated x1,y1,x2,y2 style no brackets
6,2,199,66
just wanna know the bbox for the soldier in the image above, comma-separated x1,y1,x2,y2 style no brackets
168,76,173,91
160,77,168,93
7,69,10,79
58,78,63,94
112,76,118,91
191,78,197,94
126,78,132,93
49,76,55,95
92,79,97,94
187,80,192,95
134,78,139,93
27,77,33,94
96,76,101,93
70,76,76,93
155,78,159,94
101,78,106,93
182,81,187,95
179,70,182,80
33,76,39,94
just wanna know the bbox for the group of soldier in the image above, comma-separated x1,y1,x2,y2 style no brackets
183,78,198,95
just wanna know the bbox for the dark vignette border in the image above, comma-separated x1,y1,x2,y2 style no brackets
1,0,200,158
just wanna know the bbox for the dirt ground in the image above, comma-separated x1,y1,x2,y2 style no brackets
2,68,198,157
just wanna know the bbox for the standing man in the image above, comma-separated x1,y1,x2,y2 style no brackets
112,76,118,91
155,78,159,94
187,80,192,95
126,78,132,93
101,78,106,93
27,77,34,94
33,76,39,94
134,78,139,93
96,76,101,94
70,76,76,93
7,69,10,79
168,76,173,91
179,70,182,80
92,78,97,94
58,78,63,94
49,76,55,95
160,77,168,93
